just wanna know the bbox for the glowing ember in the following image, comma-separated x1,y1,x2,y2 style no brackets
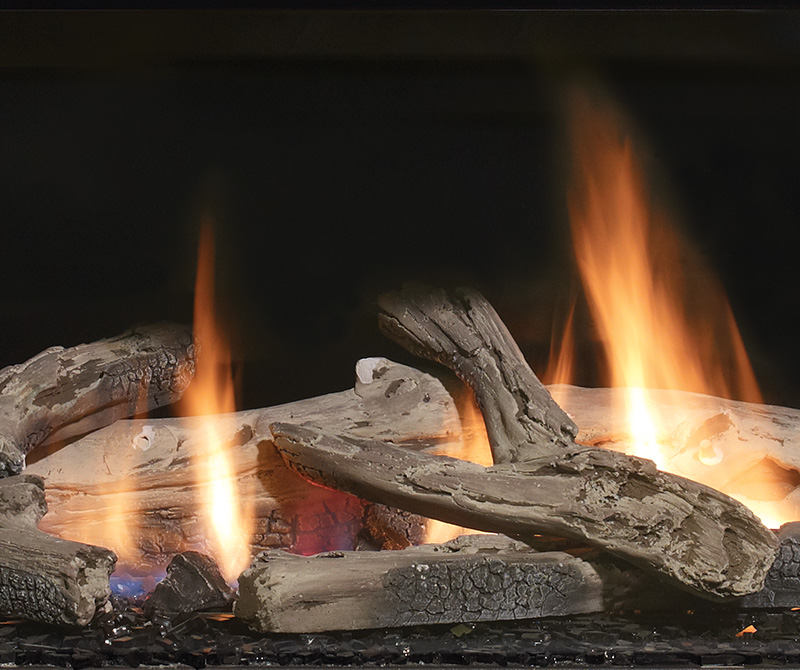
557,84,792,527
736,624,757,637
180,219,253,582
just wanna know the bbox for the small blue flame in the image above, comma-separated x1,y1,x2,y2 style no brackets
110,570,166,598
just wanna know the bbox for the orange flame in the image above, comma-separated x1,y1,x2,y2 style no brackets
561,85,791,526
181,219,252,581
425,392,493,543
542,302,576,387
37,372,152,572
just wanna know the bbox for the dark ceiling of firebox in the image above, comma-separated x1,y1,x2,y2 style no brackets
0,11,798,409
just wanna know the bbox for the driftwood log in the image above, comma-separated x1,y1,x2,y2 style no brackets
270,285,778,600
236,534,604,632
548,384,800,528
28,358,460,573
0,474,116,626
0,324,195,476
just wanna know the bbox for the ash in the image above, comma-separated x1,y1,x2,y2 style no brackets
0,597,800,668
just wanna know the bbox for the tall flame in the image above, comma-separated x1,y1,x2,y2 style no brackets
182,219,252,581
562,85,781,519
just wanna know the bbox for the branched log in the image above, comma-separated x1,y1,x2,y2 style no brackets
235,534,604,632
271,422,778,600
28,358,459,573
0,324,195,476
0,474,116,626
378,285,576,463
271,285,779,600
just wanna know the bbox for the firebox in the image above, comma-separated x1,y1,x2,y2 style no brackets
1,9,800,669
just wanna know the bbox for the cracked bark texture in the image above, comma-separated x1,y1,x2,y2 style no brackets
741,523,800,608
366,285,779,599
0,323,195,476
235,534,602,632
0,474,116,626
271,416,777,600
28,359,459,574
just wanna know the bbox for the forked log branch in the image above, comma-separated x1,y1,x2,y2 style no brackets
271,422,777,600
272,285,778,600
0,474,116,626
235,534,604,632
378,285,577,463
28,358,460,573
0,324,195,476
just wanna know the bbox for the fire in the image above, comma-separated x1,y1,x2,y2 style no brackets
543,302,575,388
180,219,253,581
557,85,791,526
425,392,493,543
37,378,151,574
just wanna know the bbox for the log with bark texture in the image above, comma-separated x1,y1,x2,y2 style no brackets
380,286,577,464
741,523,800,608
0,324,195,476
28,358,460,574
0,474,116,626
271,422,776,600
548,384,800,525
272,285,779,600
235,534,604,633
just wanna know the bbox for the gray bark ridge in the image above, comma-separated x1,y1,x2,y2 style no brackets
28,358,456,574
378,285,576,463
0,474,116,626
370,285,779,599
235,534,603,632
271,417,778,600
0,323,195,476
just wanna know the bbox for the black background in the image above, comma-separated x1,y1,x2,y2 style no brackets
1,11,799,408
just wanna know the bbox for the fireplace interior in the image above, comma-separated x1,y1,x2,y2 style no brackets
2,9,800,669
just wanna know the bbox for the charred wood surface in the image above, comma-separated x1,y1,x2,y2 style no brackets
0,324,195,476
0,474,116,626
358,504,428,550
235,534,603,633
28,359,456,573
741,523,800,608
144,551,234,616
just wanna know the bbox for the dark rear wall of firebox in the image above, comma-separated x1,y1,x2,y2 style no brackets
1,11,799,409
